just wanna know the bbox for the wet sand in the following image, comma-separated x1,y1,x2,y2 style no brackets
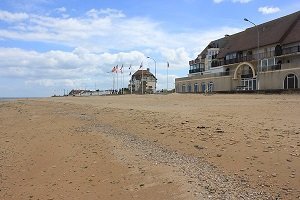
1,94,299,199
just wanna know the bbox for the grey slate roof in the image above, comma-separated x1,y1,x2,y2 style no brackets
132,69,156,80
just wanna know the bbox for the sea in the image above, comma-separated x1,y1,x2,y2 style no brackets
0,97,19,101
0,97,43,101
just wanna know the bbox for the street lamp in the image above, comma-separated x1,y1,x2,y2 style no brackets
244,18,260,90
147,56,157,93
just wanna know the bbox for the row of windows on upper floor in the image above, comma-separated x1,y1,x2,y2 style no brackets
189,47,300,73
189,57,283,74
189,44,300,69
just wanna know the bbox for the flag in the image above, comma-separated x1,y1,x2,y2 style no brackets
120,64,123,73
167,62,169,68
115,65,119,73
111,66,116,73
139,62,143,69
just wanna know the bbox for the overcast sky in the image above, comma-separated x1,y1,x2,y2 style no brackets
0,0,299,97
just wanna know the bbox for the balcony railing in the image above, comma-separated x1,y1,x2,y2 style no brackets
211,55,255,67
189,68,205,74
189,59,201,65
282,45,300,55
193,45,300,69
260,64,281,72
190,71,230,77
225,55,254,65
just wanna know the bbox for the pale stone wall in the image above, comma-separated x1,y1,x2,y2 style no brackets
175,53,300,93
146,80,156,91
260,68,300,90
176,67,300,92
176,76,234,93
281,56,300,70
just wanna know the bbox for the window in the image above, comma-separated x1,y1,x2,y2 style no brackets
208,82,214,92
241,78,256,91
194,83,198,93
268,58,275,66
201,83,206,93
261,58,275,67
260,58,276,71
200,63,205,71
261,59,268,67
188,85,192,92
225,53,237,60
284,74,298,89
182,84,186,92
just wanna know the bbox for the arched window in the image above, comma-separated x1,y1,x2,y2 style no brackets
208,82,214,92
201,82,206,93
284,74,298,89
194,83,198,93
188,84,192,93
182,84,186,92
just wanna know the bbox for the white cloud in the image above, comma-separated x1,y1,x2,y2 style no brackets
213,0,251,3
258,6,280,15
0,10,162,51
159,47,191,69
0,47,148,88
0,9,242,94
232,0,252,3
213,0,224,3
55,7,67,13
86,8,125,18
25,78,83,88
0,10,29,22
0,9,241,53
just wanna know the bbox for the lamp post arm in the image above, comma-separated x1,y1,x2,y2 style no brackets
244,18,260,90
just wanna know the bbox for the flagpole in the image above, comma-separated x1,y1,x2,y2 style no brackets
113,72,115,94
117,68,119,94
130,77,132,95
140,62,143,95
167,62,169,92
142,68,143,95
122,65,124,95
123,72,124,94
129,65,132,95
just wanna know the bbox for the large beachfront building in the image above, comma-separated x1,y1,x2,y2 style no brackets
175,11,300,93
129,68,157,94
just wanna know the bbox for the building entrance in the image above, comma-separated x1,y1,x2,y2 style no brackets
241,78,257,91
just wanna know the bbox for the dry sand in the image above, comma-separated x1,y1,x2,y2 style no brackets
0,93,299,199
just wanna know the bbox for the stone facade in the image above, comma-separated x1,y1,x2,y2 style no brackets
175,11,300,93
129,68,157,94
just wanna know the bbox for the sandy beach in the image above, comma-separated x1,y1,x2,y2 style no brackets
1,94,299,199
